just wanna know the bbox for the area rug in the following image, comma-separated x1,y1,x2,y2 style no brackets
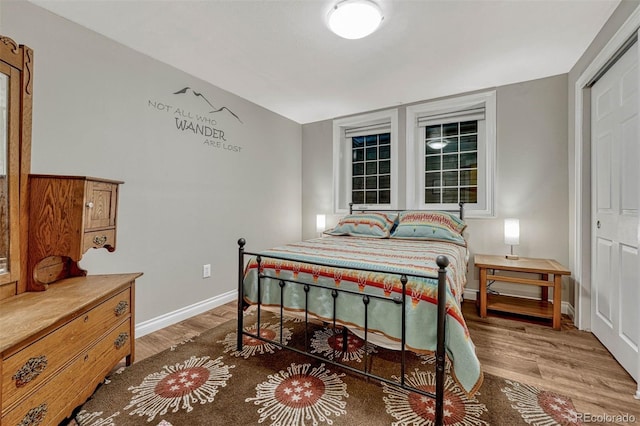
73,312,581,426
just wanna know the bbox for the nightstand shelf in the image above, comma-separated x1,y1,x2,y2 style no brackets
474,254,571,330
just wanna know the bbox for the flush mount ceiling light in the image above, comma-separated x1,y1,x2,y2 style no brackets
328,0,383,40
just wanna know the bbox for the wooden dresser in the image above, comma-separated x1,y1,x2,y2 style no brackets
0,273,141,425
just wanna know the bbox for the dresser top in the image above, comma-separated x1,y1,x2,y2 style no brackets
29,174,124,185
0,273,142,355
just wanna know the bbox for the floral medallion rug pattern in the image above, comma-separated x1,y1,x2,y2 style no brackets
72,313,582,426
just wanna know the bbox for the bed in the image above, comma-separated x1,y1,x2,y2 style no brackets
236,206,482,426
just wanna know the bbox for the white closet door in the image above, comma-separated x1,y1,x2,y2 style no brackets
591,41,639,382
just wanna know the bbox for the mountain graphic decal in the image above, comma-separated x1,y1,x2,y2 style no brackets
173,87,243,124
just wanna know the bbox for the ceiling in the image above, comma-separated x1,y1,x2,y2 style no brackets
29,0,621,124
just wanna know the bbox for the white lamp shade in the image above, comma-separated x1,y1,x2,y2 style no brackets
328,0,383,40
504,218,520,246
316,214,326,232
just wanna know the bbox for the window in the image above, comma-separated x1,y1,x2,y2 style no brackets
424,120,480,204
406,91,496,217
333,109,398,213
351,133,391,204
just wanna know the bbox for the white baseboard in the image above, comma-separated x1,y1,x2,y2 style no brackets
462,289,575,319
135,290,237,338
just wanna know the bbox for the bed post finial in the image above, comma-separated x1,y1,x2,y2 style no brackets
238,238,246,248
349,202,353,214
459,202,464,221
436,255,449,269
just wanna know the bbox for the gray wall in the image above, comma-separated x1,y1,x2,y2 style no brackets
302,75,569,301
1,1,302,325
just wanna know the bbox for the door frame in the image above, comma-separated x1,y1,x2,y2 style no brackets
572,5,640,397
573,6,640,329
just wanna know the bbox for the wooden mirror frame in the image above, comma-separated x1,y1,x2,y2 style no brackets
0,35,33,299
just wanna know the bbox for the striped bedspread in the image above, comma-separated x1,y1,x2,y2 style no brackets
242,235,482,395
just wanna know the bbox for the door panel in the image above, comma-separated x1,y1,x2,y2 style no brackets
595,238,613,326
595,133,612,210
620,244,638,349
591,42,639,381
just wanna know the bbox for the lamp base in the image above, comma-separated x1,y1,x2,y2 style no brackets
505,254,519,260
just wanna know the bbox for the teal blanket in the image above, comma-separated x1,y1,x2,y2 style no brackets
243,236,482,395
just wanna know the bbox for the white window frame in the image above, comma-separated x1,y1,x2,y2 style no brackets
406,91,496,217
333,109,399,214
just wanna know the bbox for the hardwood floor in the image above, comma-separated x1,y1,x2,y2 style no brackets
133,300,640,423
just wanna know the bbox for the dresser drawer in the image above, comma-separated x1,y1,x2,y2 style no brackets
2,320,132,426
82,228,116,252
1,287,131,411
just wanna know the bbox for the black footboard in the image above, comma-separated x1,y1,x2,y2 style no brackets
237,238,449,426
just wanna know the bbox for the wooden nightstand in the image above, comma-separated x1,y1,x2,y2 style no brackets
474,254,571,330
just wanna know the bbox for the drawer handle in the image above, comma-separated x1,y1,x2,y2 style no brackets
114,300,129,316
19,403,48,426
12,355,48,388
86,201,94,208
114,332,129,350
93,235,108,246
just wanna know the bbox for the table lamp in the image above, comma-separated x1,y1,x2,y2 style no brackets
316,214,326,236
504,218,520,260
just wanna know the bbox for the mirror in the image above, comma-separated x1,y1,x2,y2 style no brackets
0,35,33,294
0,71,7,274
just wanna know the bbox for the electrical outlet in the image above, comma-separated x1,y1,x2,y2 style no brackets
203,264,211,278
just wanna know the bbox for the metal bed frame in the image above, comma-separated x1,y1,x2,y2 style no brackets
237,203,464,426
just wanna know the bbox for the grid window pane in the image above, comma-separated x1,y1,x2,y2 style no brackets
460,170,477,186
366,147,377,160
443,171,458,187
443,123,458,136
443,137,459,153
461,187,477,203
366,162,377,175
425,188,440,203
366,176,377,189
425,125,441,139
379,175,390,189
460,152,477,169
353,149,364,162
442,154,458,170
379,145,390,159
352,191,364,204
426,140,443,154
353,163,364,176
379,190,391,204
379,160,390,174
365,135,378,146
423,120,478,205
353,177,364,190
460,121,477,134
366,191,378,203
379,133,390,144
460,135,477,152
425,172,440,187
352,136,365,148
443,188,458,203
426,156,441,171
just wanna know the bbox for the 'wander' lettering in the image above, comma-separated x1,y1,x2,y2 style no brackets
175,118,226,141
